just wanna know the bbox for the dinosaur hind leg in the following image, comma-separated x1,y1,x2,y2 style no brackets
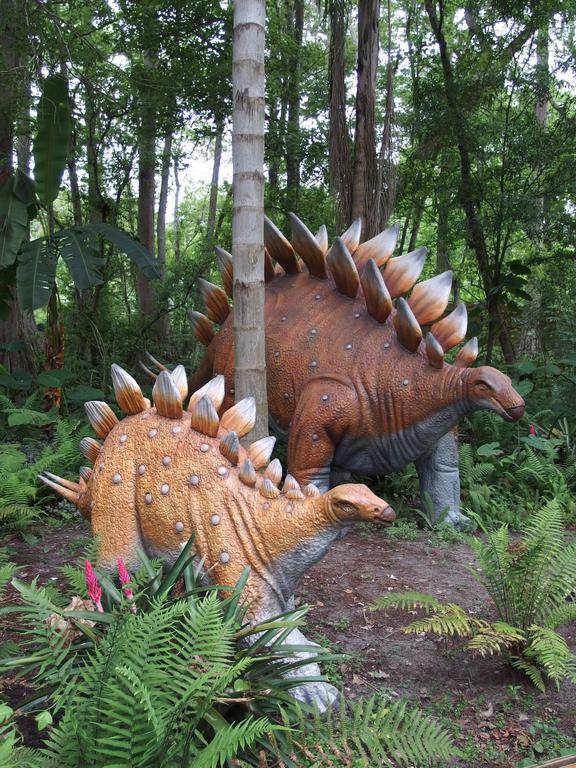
414,430,472,529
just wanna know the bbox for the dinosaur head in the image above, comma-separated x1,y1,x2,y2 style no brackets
325,483,396,526
465,366,525,422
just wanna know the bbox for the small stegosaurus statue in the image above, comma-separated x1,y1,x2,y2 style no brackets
39,363,395,708
189,214,525,527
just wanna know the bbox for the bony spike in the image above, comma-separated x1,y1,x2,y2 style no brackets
153,371,183,419
190,395,220,437
393,297,423,353
111,364,148,415
84,401,118,438
247,435,276,469
220,397,256,438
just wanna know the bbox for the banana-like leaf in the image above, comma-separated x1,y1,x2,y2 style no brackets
33,75,72,205
84,222,160,279
16,238,59,311
58,228,104,290
0,175,29,267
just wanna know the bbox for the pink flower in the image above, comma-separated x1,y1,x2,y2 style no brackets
117,559,134,600
84,560,103,613
529,423,537,436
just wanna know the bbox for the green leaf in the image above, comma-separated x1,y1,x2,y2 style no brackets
476,442,502,458
36,369,76,387
512,360,536,375
33,75,72,205
0,175,29,267
16,237,58,311
66,385,105,401
7,409,56,428
35,710,53,730
0,370,33,389
57,228,105,289
515,379,534,396
83,222,160,279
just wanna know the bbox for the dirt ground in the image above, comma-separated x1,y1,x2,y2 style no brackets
2,519,575,767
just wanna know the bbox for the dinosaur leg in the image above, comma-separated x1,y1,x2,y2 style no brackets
288,378,356,493
414,430,472,529
329,469,352,488
248,589,338,712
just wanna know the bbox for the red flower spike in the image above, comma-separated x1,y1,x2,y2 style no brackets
117,558,134,600
85,559,103,613
529,423,537,437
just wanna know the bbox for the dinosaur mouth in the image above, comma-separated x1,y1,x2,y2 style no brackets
373,506,396,526
489,399,525,422
505,404,525,421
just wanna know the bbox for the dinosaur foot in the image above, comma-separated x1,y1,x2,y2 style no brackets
442,509,475,531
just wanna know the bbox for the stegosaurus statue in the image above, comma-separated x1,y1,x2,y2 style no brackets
39,363,394,708
189,214,525,527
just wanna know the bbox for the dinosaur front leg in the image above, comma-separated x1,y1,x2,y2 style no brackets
250,590,338,713
288,378,356,492
414,430,472,529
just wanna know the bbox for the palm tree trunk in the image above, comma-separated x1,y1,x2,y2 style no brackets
207,117,224,248
232,0,268,440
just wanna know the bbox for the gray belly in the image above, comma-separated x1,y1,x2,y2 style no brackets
333,405,463,476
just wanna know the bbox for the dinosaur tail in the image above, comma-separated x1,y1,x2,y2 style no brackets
38,471,91,519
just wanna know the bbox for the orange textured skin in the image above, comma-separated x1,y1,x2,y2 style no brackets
208,270,524,485
79,406,393,617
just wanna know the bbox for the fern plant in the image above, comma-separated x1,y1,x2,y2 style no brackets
370,500,576,691
1,539,459,767
0,415,86,529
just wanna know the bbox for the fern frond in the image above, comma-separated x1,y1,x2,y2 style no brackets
467,622,525,656
524,625,576,688
369,592,441,613
402,603,481,638
289,695,460,768
512,657,546,691
191,716,275,768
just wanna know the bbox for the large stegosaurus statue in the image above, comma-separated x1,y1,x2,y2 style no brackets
39,363,394,707
189,214,525,527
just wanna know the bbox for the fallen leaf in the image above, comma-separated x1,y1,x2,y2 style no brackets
518,712,530,722
352,674,366,685
369,670,390,679
480,702,494,718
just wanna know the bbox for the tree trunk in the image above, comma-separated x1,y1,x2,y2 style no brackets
135,54,158,327
425,0,515,364
408,197,424,251
68,129,83,227
285,0,304,214
232,0,268,440
156,129,172,340
373,0,396,233
157,130,172,270
207,117,224,248
350,0,380,237
173,149,181,261
519,21,548,358
0,0,39,375
328,0,352,230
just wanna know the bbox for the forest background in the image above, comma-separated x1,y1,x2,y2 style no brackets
0,0,575,515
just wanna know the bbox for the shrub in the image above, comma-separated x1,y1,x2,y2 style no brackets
370,500,576,690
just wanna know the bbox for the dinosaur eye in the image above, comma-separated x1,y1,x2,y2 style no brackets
335,501,357,516
476,381,491,392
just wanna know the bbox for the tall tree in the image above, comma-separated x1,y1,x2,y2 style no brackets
0,0,39,375
232,0,268,440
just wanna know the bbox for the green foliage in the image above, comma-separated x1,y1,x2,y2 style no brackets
259,693,461,768
32,75,73,206
0,400,84,529
370,502,576,690
0,171,37,268
1,539,458,767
